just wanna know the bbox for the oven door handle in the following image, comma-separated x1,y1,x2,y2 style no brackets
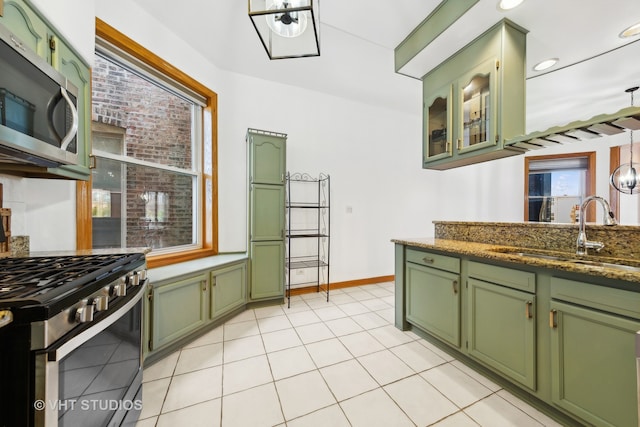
48,282,147,361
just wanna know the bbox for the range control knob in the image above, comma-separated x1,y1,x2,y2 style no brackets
129,271,140,286
93,295,109,312
76,300,95,323
112,277,127,297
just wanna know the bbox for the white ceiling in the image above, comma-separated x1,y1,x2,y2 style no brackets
131,0,640,132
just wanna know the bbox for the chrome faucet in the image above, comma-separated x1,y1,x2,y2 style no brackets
576,195,616,255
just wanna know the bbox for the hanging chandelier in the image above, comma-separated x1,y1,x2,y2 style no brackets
248,0,320,60
610,86,640,194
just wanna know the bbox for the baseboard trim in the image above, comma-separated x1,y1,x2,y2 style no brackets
288,275,395,296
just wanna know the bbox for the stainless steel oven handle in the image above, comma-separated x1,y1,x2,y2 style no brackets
59,87,79,151
52,281,147,361
0,310,12,328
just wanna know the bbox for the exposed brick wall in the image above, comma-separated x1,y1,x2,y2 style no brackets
92,55,194,249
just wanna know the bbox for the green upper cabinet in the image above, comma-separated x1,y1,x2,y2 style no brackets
0,0,50,62
422,20,527,170
0,0,91,180
248,130,286,185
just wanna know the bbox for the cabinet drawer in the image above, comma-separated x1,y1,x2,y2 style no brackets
406,248,460,273
468,261,535,293
551,277,640,320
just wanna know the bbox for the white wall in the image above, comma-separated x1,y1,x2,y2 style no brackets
1,0,635,279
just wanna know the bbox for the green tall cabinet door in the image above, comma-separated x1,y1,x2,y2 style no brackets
247,129,286,302
250,241,285,299
249,132,286,185
250,184,285,241
550,300,640,427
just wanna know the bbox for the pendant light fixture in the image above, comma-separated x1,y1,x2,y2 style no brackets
610,86,640,194
249,0,320,60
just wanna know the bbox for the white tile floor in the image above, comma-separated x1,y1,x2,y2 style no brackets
133,282,564,427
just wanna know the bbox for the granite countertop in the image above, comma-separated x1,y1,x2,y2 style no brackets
392,237,640,284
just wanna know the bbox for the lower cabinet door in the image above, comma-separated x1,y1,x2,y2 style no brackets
250,241,284,300
151,273,207,350
405,262,460,347
550,301,640,427
211,262,246,318
467,278,536,390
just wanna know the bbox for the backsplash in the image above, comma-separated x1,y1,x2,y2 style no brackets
434,221,640,259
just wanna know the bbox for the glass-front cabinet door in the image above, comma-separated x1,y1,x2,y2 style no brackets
457,58,497,153
424,85,452,161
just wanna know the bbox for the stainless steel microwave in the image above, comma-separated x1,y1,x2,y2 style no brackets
0,22,78,167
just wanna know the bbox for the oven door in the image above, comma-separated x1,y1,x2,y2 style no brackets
34,283,146,427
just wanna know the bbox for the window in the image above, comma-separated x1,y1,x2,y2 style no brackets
524,152,595,223
76,19,217,268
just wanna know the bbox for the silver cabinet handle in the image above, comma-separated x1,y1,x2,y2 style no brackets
422,257,435,264
452,280,458,295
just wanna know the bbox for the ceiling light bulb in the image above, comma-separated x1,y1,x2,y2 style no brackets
532,58,558,72
498,0,524,11
266,1,308,38
619,21,640,39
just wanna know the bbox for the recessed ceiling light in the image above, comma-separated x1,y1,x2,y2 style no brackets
498,0,524,11
619,21,640,38
533,58,558,72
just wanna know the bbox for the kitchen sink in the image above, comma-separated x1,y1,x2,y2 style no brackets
490,247,640,273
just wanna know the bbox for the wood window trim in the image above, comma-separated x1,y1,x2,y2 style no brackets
77,18,218,268
609,145,621,220
524,151,596,222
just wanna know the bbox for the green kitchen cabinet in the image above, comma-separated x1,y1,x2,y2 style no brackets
248,130,286,185
247,129,286,302
250,241,285,300
0,0,91,179
467,267,536,390
250,183,285,241
550,278,640,427
145,256,248,360
422,20,526,170
405,249,461,347
0,0,50,61
150,273,208,351
210,262,246,318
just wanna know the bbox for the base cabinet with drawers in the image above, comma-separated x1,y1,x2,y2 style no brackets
396,244,640,427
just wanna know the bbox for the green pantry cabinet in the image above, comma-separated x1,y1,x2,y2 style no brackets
144,255,247,361
0,0,91,179
422,20,526,170
397,245,640,427
247,129,286,301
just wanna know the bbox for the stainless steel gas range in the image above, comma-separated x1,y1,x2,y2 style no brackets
0,253,148,427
